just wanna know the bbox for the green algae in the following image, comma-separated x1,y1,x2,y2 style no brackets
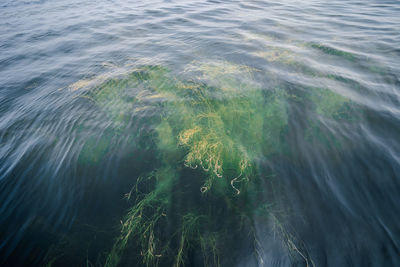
106,167,177,267
78,135,112,166
85,77,137,130
307,43,356,61
246,36,359,152
309,87,351,119
67,60,359,266
106,167,220,267
94,62,289,266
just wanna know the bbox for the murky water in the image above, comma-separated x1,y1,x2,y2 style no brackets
1,0,400,266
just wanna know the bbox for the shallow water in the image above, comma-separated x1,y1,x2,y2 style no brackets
1,0,400,266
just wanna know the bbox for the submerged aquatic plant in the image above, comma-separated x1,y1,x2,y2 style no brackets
94,62,290,266
106,167,176,267
66,60,357,266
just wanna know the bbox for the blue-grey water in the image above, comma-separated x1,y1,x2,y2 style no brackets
1,0,400,266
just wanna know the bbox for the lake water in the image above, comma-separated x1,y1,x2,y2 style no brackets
1,0,400,266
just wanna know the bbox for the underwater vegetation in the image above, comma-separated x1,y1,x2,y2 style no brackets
99,63,290,266
51,60,357,266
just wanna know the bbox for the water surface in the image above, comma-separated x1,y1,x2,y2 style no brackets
1,0,400,266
